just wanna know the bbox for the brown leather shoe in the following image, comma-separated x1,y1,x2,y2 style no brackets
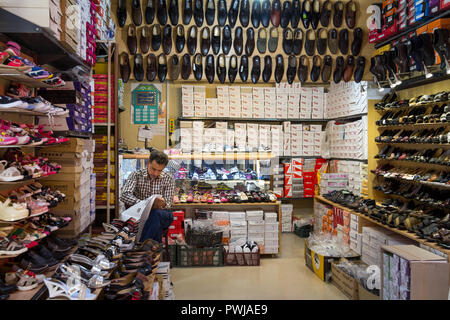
345,0,357,29
140,26,150,54
169,55,181,80
127,25,137,55
320,0,332,27
133,53,144,82
297,55,309,83
321,55,332,82
271,0,281,27
310,55,322,82
333,1,344,28
328,28,338,54
393,43,409,74
181,53,191,80
120,52,131,83
132,0,143,26
338,28,349,55
286,55,297,84
245,27,255,56
305,29,316,56
146,53,157,81
343,55,355,82
317,28,327,55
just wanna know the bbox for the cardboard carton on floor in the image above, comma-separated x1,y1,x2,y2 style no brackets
358,283,379,300
331,258,369,300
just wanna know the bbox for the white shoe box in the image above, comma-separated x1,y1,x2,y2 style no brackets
265,222,279,232
229,212,246,221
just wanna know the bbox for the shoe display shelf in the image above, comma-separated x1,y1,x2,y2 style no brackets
376,158,450,170
373,189,450,213
376,141,450,148
121,152,276,161
372,173,450,189
0,65,61,89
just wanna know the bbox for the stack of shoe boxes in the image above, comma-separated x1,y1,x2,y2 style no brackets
312,88,325,119
313,201,331,233
275,85,288,119
229,212,247,243
325,82,368,119
217,86,230,117
329,160,368,196
194,86,206,117
283,162,293,198
168,211,185,240
319,173,349,195
181,85,194,117
93,134,115,207
60,0,79,53
252,87,264,118
247,210,265,248
93,74,115,124
206,98,218,117
229,87,241,118
349,214,362,254
272,163,284,199
234,123,246,151
79,0,97,66
258,124,271,151
290,123,303,156
94,0,113,41
291,158,304,199
90,172,96,224
300,87,313,119
212,211,229,244
281,204,293,232
247,123,259,151
263,212,279,253
271,124,283,156
241,87,253,118
192,121,203,153
329,117,368,160
264,88,276,118
303,159,316,198
179,121,193,153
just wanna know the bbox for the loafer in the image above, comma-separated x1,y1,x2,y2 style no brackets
157,54,167,82
311,0,321,29
320,0,332,27
301,0,312,29
283,28,294,55
239,55,249,82
205,0,215,25
257,28,268,53
127,25,137,55
268,27,279,53
120,52,131,83
328,28,338,54
117,0,127,28
262,55,272,83
274,54,284,83
251,0,261,28
169,0,179,25
201,27,211,56
187,25,198,55
222,25,232,54
333,55,344,83
297,55,309,83
133,53,144,82
293,28,303,55
280,0,292,28
205,54,215,83
251,55,261,83
228,54,238,83
211,25,221,54
333,1,344,27
338,28,349,55
181,53,191,80
240,0,250,27
151,24,162,51
146,53,157,81
183,0,193,24
393,43,409,74
194,0,204,26
217,54,226,83
317,28,327,55
291,0,301,28
321,55,332,82
354,56,366,83
157,0,168,24
245,27,255,56
228,0,239,27
271,0,281,27
343,55,355,82
310,55,321,82
132,0,143,26
286,55,297,84
351,27,362,56
193,53,203,80
139,26,150,54
261,0,271,27
234,26,244,55
305,29,316,56
169,55,180,80
345,0,356,29
162,25,172,55
175,25,185,53
218,0,227,26
145,0,156,24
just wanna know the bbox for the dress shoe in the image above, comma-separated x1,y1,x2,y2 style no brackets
157,54,168,82
251,0,261,28
194,0,204,26
132,0,143,26
175,25,185,53
393,43,409,74
310,55,321,82
271,0,281,27
293,28,303,55
333,55,344,83
257,28,268,54
261,0,271,27
127,25,137,55
321,55,332,82
217,54,226,83
301,0,312,29
320,0,332,27
183,0,193,24
163,25,172,55
297,55,309,83
151,24,162,51
205,0,215,25
222,25,232,54
286,55,297,84
251,55,261,83
245,28,255,56
169,55,181,80
133,53,144,81
345,0,356,29
262,55,272,82
343,55,355,82
117,0,127,28
239,55,249,82
419,33,436,67
157,0,168,24
370,54,386,81
333,1,343,28
433,28,450,70
311,0,321,29
338,28,349,55
268,27,279,53
280,0,292,29
193,53,203,80
283,28,294,55
291,0,301,28
317,28,327,55
120,52,131,83
146,0,156,24
234,26,244,56
187,26,197,55
201,27,211,56
218,0,227,26
351,27,362,56
205,54,215,83
305,29,316,56
212,26,221,54
228,55,238,82
169,0,179,24
140,26,151,54
240,0,250,27
228,0,240,27
354,56,365,83
181,53,191,80
409,36,425,72
328,28,338,54
274,54,284,83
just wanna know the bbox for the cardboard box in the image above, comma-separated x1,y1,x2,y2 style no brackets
358,283,380,300
331,259,361,300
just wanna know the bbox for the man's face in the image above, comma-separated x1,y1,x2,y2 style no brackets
147,160,166,179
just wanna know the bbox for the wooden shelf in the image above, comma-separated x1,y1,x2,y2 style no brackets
172,201,280,207
374,173,450,189
0,65,58,88
376,100,450,113
121,152,276,160
376,158,450,170
0,172,59,186
376,142,450,149
0,107,68,117
374,189,450,212
377,122,450,129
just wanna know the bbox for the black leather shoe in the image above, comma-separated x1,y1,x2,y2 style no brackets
187,26,197,55
333,55,344,83
239,55,249,82
151,24,161,51
354,56,366,83
228,54,238,82
163,25,172,55
268,27,279,53
286,55,297,84
245,28,255,56
433,28,450,70
301,0,312,29
311,0,321,29
310,55,321,82
140,26,150,54
157,0,168,24
257,28,267,54
298,55,309,83
271,0,281,27
261,0,271,27
393,43,409,74
321,54,332,82
305,29,316,56
212,26,221,54
333,1,343,28
169,0,179,25
320,0,332,27
280,0,292,28
293,28,303,55
251,55,261,83
120,52,131,83
183,0,193,24
328,28,338,54
251,0,261,28
206,0,215,25
240,0,250,27
157,54,168,82
217,54,227,83
194,0,204,26
339,28,349,55
351,27,362,56
201,27,211,56
132,0,143,26
234,26,244,56
193,53,203,80
205,54,215,83
169,54,180,80
127,25,137,55
317,28,327,55
228,0,240,27
291,0,301,28
117,0,127,28
175,25,185,53
274,54,284,83
222,25,232,54
410,36,425,72
218,0,227,26
283,28,294,55
262,55,272,82
345,0,356,29
419,33,436,67
181,53,191,80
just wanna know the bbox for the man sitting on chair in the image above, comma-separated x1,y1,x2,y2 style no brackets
120,149,175,243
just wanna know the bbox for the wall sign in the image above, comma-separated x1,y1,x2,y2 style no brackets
132,84,160,124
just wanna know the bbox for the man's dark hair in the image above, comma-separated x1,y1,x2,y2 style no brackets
149,149,169,166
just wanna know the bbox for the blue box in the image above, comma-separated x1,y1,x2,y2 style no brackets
415,1,429,21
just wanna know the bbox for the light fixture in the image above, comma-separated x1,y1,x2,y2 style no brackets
444,59,450,74
423,65,433,79
377,81,384,92
387,77,396,88
393,73,402,86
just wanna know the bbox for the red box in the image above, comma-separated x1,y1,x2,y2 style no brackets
442,0,450,10
284,174,293,186
284,163,292,174
292,172,303,179
292,159,303,166
173,210,185,222
284,185,292,198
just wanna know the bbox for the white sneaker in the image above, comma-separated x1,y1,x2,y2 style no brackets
48,106,69,116
0,96,25,109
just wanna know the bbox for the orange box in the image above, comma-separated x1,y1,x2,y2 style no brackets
382,0,395,10
343,216,350,227
421,19,450,65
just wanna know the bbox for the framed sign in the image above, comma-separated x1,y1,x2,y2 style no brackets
132,84,160,124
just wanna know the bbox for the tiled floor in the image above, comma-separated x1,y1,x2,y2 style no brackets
171,233,348,300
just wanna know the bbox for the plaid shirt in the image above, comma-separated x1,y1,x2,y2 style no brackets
120,168,175,209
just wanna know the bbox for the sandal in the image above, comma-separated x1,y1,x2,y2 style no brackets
43,278,96,300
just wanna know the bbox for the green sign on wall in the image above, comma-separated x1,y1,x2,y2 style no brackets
132,84,160,124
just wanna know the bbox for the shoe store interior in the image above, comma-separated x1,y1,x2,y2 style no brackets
0,0,449,302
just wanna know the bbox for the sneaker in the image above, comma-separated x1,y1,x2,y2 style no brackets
0,96,24,109
0,237,27,256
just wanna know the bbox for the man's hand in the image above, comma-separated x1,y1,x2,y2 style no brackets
153,197,166,209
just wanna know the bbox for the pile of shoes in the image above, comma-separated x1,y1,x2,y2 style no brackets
372,164,450,185
0,95,68,116
375,127,450,144
179,165,258,180
375,146,450,166
0,119,69,146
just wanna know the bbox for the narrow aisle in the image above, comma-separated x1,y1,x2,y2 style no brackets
171,233,348,300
